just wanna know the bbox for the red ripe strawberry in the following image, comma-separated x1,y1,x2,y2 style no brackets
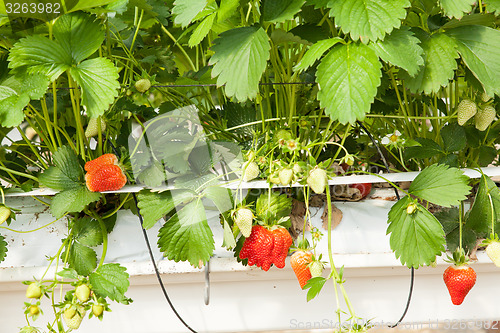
349,183,372,199
84,154,118,173
291,250,312,289
443,265,476,305
254,227,274,271
85,164,127,192
239,225,265,266
270,227,292,269
239,225,275,271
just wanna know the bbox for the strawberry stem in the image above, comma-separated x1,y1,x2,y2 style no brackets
459,202,463,251
88,209,108,268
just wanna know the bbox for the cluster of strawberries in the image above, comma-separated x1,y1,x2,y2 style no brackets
239,225,293,271
85,154,127,192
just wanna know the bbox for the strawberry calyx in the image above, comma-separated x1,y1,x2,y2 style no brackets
480,233,500,247
444,248,470,266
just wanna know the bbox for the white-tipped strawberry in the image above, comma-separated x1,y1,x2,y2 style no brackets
486,241,500,267
307,167,328,194
234,208,253,237
475,105,496,131
457,99,477,126
242,161,259,182
85,117,107,138
278,168,293,186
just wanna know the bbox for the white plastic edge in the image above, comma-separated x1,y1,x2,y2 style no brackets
5,166,500,197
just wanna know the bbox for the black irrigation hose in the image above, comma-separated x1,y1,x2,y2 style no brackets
356,121,414,328
132,193,198,333
107,141,198,333
53,81,315,90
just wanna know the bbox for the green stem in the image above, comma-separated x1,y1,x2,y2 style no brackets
0,214,66,233
89,210,108,268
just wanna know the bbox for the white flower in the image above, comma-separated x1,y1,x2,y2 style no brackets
381,130,404,147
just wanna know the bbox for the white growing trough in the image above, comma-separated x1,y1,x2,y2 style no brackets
1,168,500,332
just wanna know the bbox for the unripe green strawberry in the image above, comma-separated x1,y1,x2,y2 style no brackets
278,168,293,186
85,118,106,138
242,161,259,182
28,305,40,316
64,307,77,320
92,304,104,317
26,282,42,299
475,105,496,131
292,163,302,174
234,208,253,238
486,241,500,267
0,205,11,225
135,78,151,93
309,260,323,278
457,99,477,126
75,284,91,302
63,306,85,330
307,167,328,194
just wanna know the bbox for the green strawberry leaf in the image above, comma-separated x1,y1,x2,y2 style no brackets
3,72,50,100
64,242,97,277
218,0,239,22
439,0,475,19
446,25,500,98
8,35,71,81
73,216,103,247
53,146,83,183
0,87,29,127
484,0,500,13
408,164,471,207
203,186,233,213
0,234,7,264
209,26,271,101
56,268,79,280
188,13,216,47
173,0,208,27
316,42,381,124
262,0,305,23
404,138,444,160
255,192,292,224
67,0,119,12
387,196,446,268
136,189,196,229
53,12,105,64
89,263,131,304
327,0,410,43
435,208,477,253
50,186,101,219
69,58,120,118
466,175,500,234
440,123,466,153
401,31,458,94
441,13,496,30
39,167,81,191
222,218,236,248
369,27,424,77
157,199,214,267
303,276,327,302
294,37,343,72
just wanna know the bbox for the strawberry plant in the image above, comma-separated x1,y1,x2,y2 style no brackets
0,0,500,331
